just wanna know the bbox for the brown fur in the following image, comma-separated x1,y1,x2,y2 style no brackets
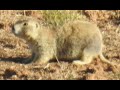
12,19,115,65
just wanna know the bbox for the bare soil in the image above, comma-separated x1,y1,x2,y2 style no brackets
0,10,120,80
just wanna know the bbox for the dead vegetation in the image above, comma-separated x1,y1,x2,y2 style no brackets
0,10,120,80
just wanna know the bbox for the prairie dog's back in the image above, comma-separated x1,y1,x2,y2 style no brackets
57,20,102,41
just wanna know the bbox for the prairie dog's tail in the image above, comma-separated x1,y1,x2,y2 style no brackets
99,53,117,66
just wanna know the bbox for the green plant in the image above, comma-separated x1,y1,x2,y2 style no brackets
42,10,86,28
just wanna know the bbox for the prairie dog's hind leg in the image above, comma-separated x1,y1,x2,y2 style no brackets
73,49,94,65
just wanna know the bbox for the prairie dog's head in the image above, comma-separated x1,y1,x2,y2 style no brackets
12,19,40,40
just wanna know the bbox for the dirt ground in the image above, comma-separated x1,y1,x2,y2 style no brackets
0,10,120,80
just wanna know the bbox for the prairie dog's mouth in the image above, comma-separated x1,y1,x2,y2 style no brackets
12,26,22,37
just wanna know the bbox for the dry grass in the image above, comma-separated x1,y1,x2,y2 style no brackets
41,10,87,28
0,10,120,80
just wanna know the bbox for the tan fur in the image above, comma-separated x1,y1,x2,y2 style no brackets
12,19,115,65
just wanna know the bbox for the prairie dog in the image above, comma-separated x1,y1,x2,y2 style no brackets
12,19,115,65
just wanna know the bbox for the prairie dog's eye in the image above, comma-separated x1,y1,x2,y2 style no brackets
23,22,28,26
